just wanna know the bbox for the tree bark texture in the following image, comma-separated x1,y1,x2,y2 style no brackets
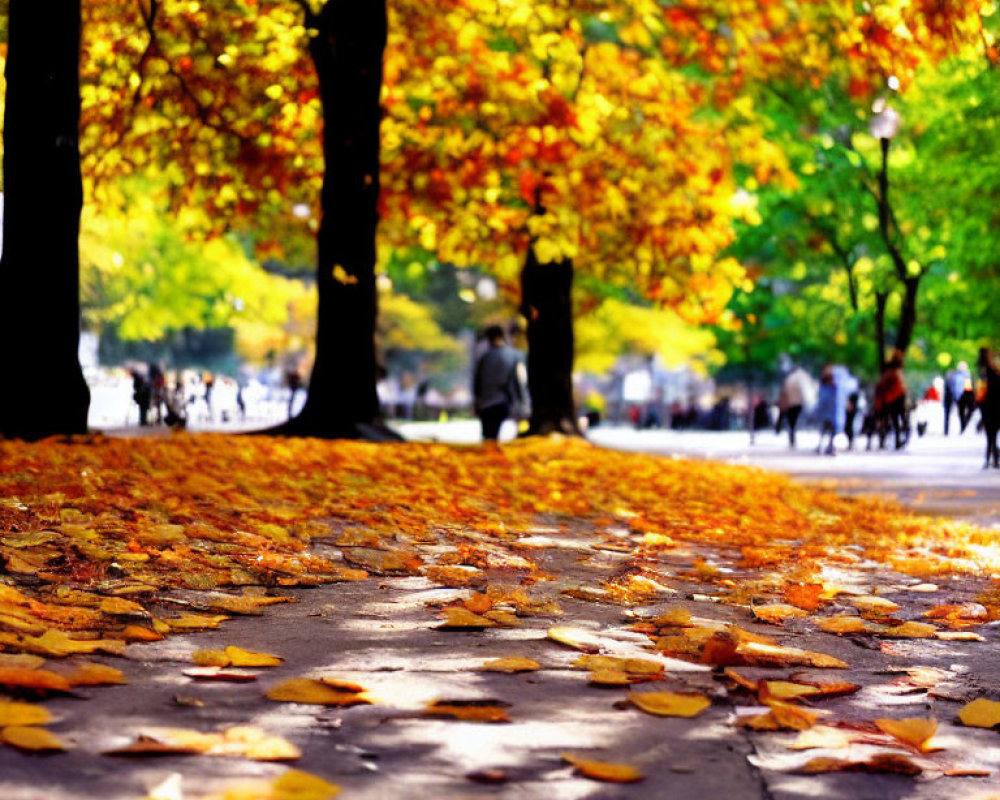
276,1,397,440
0,2,90,439
520,249,580,436
874,290,888,374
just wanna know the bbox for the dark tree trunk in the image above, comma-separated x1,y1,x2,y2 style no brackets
894,276,919,357
520,248,580,436
0,3,90,439
273,1,398,440
874,289,888,374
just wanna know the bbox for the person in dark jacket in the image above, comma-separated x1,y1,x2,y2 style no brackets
473,325,523,441
978,347,1000,469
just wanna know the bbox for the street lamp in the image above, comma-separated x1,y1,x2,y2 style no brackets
868,98,902,236
869,97,902,142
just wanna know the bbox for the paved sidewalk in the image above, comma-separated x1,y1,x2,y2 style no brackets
2,428,998,800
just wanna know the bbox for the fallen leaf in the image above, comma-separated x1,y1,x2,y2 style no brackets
166,614,229,631
797,753,922,776
183,667,258,683
879,621,938,639
547,626,602,653
479,657,540,674
267,678,370,706
817,616,871,635
589,670,635,686
60,662,126,687
752,604,808,625
737,642,848,669
0,667,72,693
874,717,939,752
957,698,1000,729
574,655,663,675
191,649,231,667
562,753,643,783
1,725,65,751
0,701,52,727
225,646,283,668
628,691,711,718
787,725,852,750
850,596,900,615
436,607,496,631
425,699,510,723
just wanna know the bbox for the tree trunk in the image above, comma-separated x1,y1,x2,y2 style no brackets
520,248,580,435
272,1,397,440
874,289,888,374
894,276,919,357
0,3,90,439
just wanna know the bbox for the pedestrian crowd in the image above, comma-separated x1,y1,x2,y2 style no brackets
763,347,1000,467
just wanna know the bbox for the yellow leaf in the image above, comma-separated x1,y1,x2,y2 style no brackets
850,595,900,614
61,662,126,686
167,614,229,630
0,667,72,693
479,657,540,674
192,649,231,667
99,597,148,616
817,616,871,635
436,607,496,630
628,691,711,718
266,678,370,707
425,699,510,723
0,702,52,727
589,670,635,686
547,626,602,653
761,681,822,701
225,646,283,668
270,769,340,799
788,725,852,750
752,604,808,624
1,726,64,751
875,717,939,752
957,698,1000,728
880,621,937,639
562,753,643,783
573,655,663,675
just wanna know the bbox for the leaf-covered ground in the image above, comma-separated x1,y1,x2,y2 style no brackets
0,434,998,799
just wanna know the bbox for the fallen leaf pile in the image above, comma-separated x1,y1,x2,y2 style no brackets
0,434,998,791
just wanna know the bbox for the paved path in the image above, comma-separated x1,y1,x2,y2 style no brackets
397,421,1000,527
4,424,996,800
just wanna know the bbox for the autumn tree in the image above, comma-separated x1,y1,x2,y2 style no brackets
671,0,995,372
77,0,394,438
0,2,91,439
380,1,765,434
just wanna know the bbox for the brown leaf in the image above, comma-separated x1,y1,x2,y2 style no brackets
425,699,510,723
562,753,643,783
267,678,370,706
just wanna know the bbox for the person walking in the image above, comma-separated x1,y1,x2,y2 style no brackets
815,366,838,455
978,348,1000,469
944,361,971,435
472,325,523,442
874,350,908,450
776,364,810,448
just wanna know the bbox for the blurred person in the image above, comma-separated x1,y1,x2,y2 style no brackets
149,363,167,424
944,361,970,435
748,394,771,445
814,366,838,455
874,350,908,450
130,367,152,427
472,325,523,442
959,367,977,433
978,348,1000,469
776,364,810,448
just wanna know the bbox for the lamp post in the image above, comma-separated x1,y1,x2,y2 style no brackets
867,99,905,374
